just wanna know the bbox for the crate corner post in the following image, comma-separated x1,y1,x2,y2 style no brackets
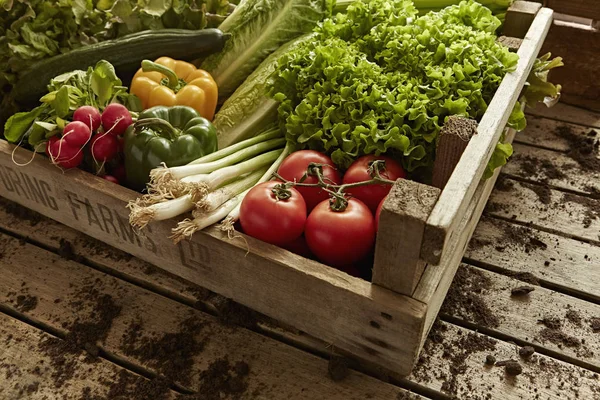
372,179,440,296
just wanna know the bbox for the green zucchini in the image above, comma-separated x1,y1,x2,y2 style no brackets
12,29,228,106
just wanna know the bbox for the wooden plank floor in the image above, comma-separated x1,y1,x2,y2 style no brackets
1,102,599,399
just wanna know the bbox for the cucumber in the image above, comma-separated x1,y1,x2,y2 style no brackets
11,29,228,107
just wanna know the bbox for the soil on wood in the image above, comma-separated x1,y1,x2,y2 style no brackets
519,346,535,359
565,309,582,327
590,317,600,332
14,294,38,312
561,192,599,229
558,125,600,173
441,267,500,328
79,370,172,400
516,154,566,184
119,315,206,387
0,198,43,226
39,281,122,388
328,355,350,382
511,286,535,297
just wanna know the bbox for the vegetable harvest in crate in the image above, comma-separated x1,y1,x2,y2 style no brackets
2,0,562,276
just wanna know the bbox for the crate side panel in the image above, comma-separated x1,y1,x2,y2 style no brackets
0,140,426,375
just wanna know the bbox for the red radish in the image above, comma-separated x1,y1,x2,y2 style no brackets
90,133,119,162
103,175,119,184
101,103,132,136
73,106,101,131
45,136,83,169
61,121,92,148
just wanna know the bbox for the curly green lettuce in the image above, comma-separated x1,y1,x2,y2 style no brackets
269,0,522,173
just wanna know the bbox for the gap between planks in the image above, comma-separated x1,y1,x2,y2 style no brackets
0,231,428,400
439,263,600,373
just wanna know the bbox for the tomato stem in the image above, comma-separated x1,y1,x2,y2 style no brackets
271,163,396,212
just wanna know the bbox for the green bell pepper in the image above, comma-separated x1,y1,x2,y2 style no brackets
124,105,217,191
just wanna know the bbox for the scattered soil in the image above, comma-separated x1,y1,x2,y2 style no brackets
516,154,566,184
519,346,535,359
328,355,350,382
58,239,82,263
495,175,514,192
558,125,600,172
210,296,260,330
498,222,548,255
538,317,562,330
39,282,122,388
185,358,250,400
562,192,599,229
80,370,172,400
441,267,500,328
524,182,552,205
497,359,523,376
565,309,582,327
537,328,581,349
511,286,535,297
503,270,540,286
14,294,38,312
119,316,206,387
0,198,43,226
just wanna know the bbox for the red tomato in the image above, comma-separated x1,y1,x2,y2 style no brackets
277,150,342,211
305,198,375,268
240,181,307,246
343,155,406,213
375,196,386,232
281,235,314,259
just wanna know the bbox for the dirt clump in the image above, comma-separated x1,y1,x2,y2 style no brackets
441,267,500,328
591,318,600,332
328,355,350,382
519,346,535,358
511,286,535,297
558,125,600,172
497,359,523,376
15,294,38,312
119,316,206,387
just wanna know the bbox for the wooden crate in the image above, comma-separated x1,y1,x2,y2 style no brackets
0,2,553,376
532,0,600,111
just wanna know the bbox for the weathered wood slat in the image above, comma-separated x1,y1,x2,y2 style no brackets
414,128,518,347
504,142,600,195
0,313,175,400
407,321,600,399
517,114,599,152
539,21,600,112
467,216,600,301
0,232,424,400
0,141,427,376
527,103,600,128
441,263,600,371
485,177,600,244
421,8,554,265
373,180,440,295
547,0,600,22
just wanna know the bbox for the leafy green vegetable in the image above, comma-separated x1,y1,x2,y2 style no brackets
269,0,520,172
522,52,563,108
0,0,231,91
213,33,316,148
201,0,334,101
3,60,140,145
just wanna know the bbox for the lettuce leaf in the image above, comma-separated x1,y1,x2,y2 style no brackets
201,0,334,102
269,0,519,172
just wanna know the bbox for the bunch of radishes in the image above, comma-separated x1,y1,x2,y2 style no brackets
45,103,133,184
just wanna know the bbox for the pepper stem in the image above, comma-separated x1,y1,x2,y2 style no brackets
134,118,179,140
141,60,179,90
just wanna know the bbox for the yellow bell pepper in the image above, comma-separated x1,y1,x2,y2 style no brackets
130,57,218,120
